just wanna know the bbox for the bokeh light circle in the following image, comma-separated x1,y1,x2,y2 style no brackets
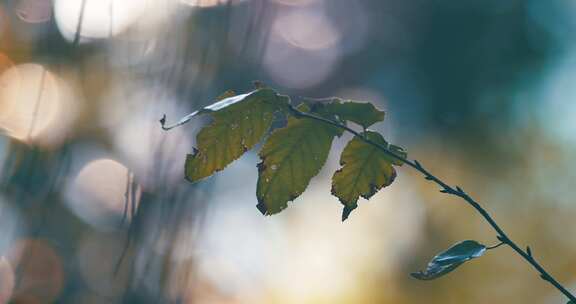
54,0,146,42
274,10,340,50
0,63,76,146
65,158,141,230
263,9,342,89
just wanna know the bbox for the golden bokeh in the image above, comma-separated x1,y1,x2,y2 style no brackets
65,158,141,229
54,0,146,42
0,63,70,146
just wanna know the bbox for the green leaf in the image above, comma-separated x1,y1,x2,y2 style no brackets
185,89,288,182
331,131,406,221
321,100,385,128
162,88,287,130
411,240,487,280
256,105,341,215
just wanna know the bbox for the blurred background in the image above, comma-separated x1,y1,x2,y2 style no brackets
0,0,575,303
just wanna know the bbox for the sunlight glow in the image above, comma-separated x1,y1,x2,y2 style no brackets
264,9,341,89
274,10,340,50
263,40,339,89
112,113,192,189
0,63,74,146
65,158,141,230
54,0,145,42
194,167,425,303
102,84,193,189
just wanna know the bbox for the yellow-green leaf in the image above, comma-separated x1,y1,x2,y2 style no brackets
322,100,385,128
162,88,286,130
185,89,288,182
256,106,340,215
331,131,406,220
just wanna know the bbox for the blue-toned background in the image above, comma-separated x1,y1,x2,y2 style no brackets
0,0,574,303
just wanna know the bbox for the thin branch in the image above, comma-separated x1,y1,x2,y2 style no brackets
289,105,576,303
26,68,47,141
159,96,576,302
73,0,88,46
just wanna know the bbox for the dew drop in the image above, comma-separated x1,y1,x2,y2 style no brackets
231,123,238,130
271,164,278,171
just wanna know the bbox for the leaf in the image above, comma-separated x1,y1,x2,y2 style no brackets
256,105,341,215
411,240,487,280
331,131,406,221
185,89,288,182
321,100,385,128
162,88,286,130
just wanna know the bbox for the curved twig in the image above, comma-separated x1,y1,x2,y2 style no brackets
159,112,201,131
290,105,576,303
